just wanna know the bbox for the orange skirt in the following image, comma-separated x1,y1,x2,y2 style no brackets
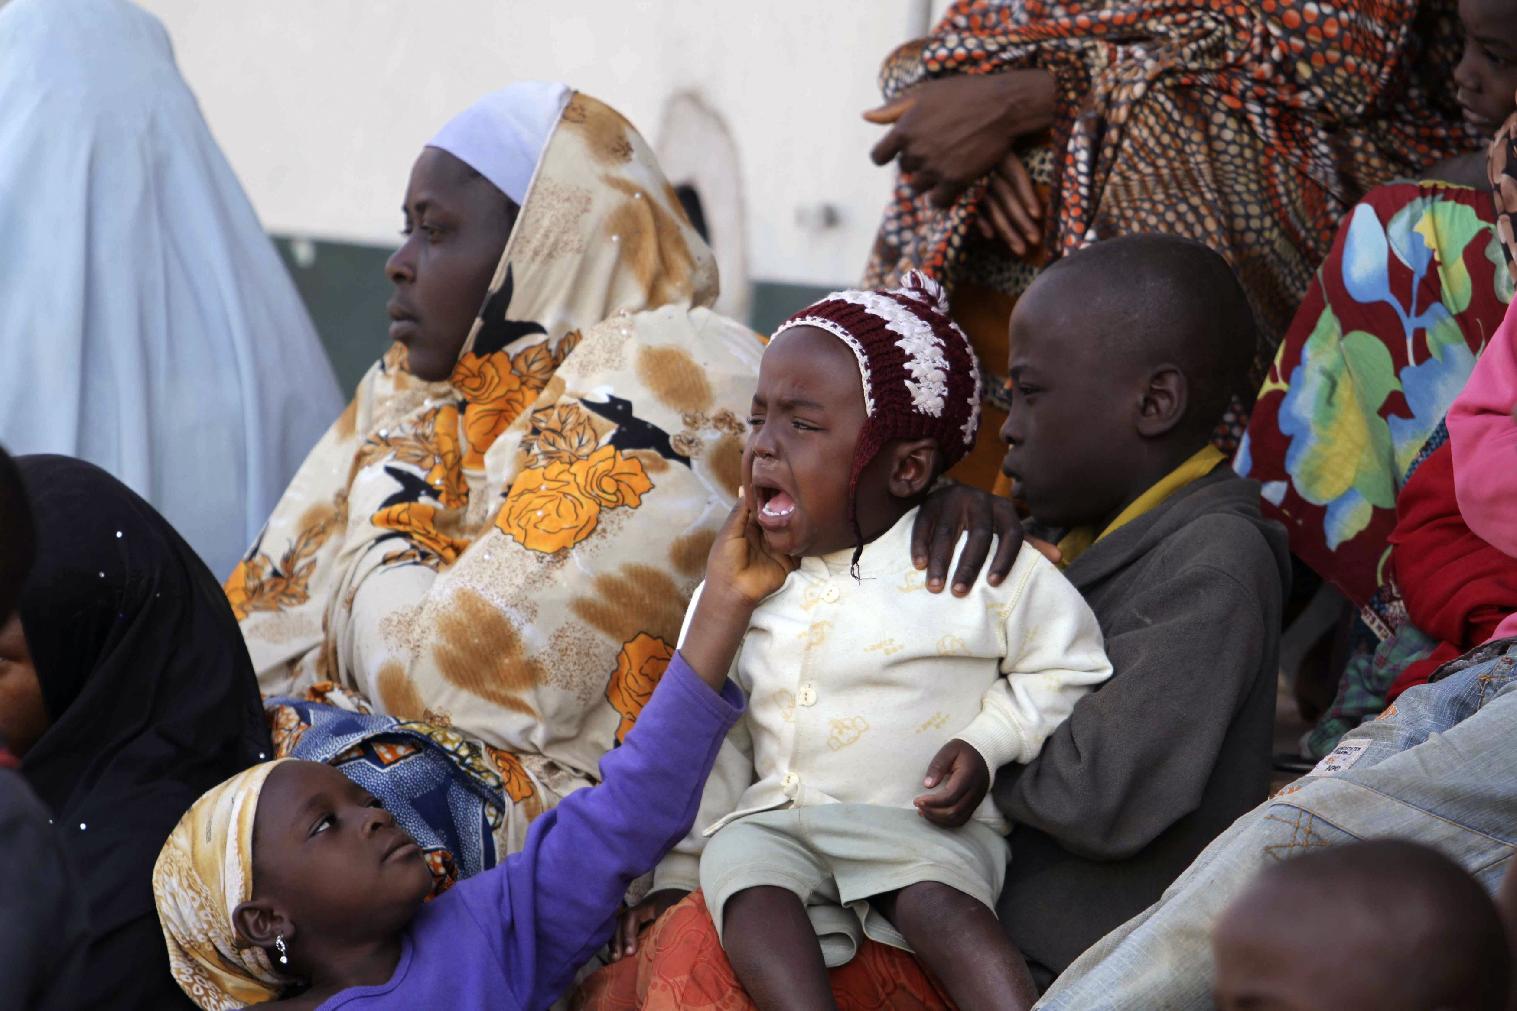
572,891,954,1011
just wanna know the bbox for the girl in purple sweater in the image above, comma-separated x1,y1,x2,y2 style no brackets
152,502,791,1010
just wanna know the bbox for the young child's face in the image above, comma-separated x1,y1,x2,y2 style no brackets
1455,0,1517,134
247,760,433,947
999,272,1142,529
744,327,869,556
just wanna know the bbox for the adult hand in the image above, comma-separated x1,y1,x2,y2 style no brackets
914,739,991,827
975,151,1043,257
612,889,688,961
865,69,1056,208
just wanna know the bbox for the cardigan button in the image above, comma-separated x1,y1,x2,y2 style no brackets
796,684,818,707
822,585,840,603
781,772,800,798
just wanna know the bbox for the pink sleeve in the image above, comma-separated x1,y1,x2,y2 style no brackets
1448,301,1517,559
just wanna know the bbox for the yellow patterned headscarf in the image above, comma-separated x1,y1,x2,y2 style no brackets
152,759,293,1010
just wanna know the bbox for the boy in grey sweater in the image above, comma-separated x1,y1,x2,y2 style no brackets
991,234,1290,985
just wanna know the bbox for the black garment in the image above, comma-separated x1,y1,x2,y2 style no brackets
994,467,1290,984
0,767,86,1010
17,456,271,1009
0,445,34,618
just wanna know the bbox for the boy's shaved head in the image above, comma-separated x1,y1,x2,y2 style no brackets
1214,840,1510,1011
1036,233,1257,441
1001,233,1257,530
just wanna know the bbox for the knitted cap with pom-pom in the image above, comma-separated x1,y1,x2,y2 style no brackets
771,270,981,559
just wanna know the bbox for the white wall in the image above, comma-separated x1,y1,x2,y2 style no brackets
139,1,932,288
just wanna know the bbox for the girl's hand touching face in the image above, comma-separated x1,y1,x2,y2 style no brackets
680,493,798,691
704,491,798,609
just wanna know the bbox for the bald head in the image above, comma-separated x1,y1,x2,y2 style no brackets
1002,234,1259,528
1038,234,1257,440
1214,840,1510,1011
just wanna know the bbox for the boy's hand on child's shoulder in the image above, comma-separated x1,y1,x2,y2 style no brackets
913,482,1031,595
612,889,688,961
914,739,991,827
706,492,797,607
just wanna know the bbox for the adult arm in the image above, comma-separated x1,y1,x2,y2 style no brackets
231,393,368,693
995,555,1272,859
865,69,1056,208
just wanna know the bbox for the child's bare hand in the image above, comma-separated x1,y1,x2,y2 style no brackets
611,889,688,961
914,739,990,827
682,494,793,689
705,492,797,607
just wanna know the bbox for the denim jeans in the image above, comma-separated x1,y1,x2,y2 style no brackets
1037,638,1517,1010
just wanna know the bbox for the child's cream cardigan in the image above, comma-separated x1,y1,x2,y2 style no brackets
654,506,1112,894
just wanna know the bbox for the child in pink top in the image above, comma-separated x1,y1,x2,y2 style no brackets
1448,299,1517,641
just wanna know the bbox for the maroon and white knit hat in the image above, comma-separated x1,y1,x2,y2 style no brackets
771,270,982,544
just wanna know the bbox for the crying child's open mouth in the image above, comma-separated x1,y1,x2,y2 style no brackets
754,484,797,530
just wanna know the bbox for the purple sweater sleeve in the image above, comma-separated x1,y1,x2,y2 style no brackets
463,652,743,1009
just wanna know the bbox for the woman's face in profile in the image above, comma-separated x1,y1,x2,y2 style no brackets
383,148,517,381
0,613,48,757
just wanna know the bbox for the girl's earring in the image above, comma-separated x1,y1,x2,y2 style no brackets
275,934,289,966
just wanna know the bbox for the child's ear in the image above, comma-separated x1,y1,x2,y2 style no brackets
233,899,293,953
888,438,940,498
1136,365,1187,437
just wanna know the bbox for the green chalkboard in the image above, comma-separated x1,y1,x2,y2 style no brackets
272,234,841,394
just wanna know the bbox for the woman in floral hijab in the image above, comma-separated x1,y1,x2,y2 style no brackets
230,83,764,865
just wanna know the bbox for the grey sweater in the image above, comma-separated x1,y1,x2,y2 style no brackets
993,467,1289,983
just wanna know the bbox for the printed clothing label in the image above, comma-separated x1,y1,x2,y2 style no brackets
1309,739,1371,778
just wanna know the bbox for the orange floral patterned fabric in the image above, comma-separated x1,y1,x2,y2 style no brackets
571,892,952,1011
230,93,764,854
494,432,654,554
486,746,539,805
372,501,470,568
606,633,675,744
496,461,608,554
225,491,347,621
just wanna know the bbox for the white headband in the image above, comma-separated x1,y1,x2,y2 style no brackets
425,81,572,205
